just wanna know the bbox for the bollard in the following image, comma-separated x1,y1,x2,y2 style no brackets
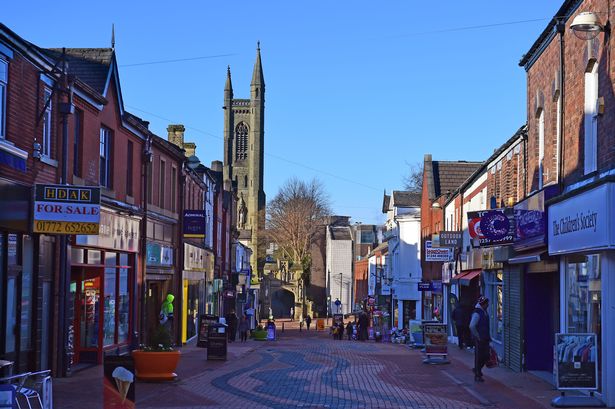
282,322,285,333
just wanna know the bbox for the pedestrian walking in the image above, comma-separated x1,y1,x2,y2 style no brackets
290,307,294,321
305,315,312,331
469,296,491,382
452,304,469,349
239,315,249,342
358,312,369,341
346,321,353,340
225,309,238,343
299,318,304,331
159,293,175,336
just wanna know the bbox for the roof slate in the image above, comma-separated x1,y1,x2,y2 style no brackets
392,191,421,208
42,48,113,94
432,161,481,199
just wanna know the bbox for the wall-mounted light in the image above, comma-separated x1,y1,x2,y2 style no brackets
570,12,606,40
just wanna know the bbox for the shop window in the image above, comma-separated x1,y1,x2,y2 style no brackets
485,270,503,343
87,250,101,265
566,254,601,390
118,267,130,343
103,267,116,346
20,236,33,351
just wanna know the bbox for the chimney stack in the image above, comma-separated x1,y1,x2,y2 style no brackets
167,124,185,148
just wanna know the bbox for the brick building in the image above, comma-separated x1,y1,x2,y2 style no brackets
520,1,615,403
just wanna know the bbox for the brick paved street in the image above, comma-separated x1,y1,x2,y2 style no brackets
52,321,569,409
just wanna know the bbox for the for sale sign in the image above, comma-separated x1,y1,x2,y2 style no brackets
425,241,453,262
33,184,101,234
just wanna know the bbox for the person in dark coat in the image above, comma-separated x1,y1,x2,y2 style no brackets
305,315,312,331
346,321,353,340
225,309,238,342
358,312,369,341
452,304,469,349
469,296,491,382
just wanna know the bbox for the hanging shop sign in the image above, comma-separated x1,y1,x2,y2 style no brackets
33,184,101,234
425,241,453,262
467,209,515,248
555,333,598,390
438,231,463,248
423,322,448,356
183,210,206,239
548,183,615,255
418,282,432,291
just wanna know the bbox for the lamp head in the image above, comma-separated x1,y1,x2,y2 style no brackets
570,12,604,40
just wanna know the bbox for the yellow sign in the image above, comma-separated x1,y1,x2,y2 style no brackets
316,318,325,331
33,221,100,235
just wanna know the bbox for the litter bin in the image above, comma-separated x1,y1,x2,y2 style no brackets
207,323,228,361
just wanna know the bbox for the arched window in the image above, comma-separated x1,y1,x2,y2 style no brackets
235,123,248,161
244,175,248,188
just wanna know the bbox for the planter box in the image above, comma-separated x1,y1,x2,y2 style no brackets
132,350,181,381
252,330,267,340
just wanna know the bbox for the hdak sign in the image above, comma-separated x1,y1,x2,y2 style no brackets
33,184,101,235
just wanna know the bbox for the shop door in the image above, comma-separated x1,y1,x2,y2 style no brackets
72,268,103,364
524,272,558,371
147,281,162,339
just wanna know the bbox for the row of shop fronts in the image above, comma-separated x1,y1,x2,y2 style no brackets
432,181,615,404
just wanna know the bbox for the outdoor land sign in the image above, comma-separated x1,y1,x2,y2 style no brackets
439,231,463,248
425,240,453,262
467,209,515,248
183,210,206,238
555,333,598,390
33,184,101,235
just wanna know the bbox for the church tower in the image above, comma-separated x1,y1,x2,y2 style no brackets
223,43,266,275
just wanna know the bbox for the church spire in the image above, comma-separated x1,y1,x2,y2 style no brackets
251,41,264,87
111,23,115,50
225,65,233,93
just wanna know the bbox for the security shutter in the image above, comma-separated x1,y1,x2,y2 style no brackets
504,266,523,372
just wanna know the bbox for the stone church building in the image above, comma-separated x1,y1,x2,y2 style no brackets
223,44,266,275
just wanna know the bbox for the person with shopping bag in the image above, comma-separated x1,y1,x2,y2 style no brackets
469,296,491,382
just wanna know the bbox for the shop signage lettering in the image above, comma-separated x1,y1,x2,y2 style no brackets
146,242,174,267
425,240,453,262
423,323,448,355
548,183,614,255
76,210,140,252
552,212,598,236
33,184,101,235
183,210,206,239
418,282,432,291
438,231,462,248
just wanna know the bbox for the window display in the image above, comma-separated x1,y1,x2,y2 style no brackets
566,254,601,391
485,270,503,343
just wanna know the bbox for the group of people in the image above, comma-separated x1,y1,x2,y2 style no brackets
224,310,251,343
330,312,370,341
453,296,493,382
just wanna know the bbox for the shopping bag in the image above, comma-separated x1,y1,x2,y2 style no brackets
486,346,498,368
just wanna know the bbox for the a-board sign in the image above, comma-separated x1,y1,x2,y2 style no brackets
197,314,219,348
555,333,598,390
207,324,227,361
423,322,448,356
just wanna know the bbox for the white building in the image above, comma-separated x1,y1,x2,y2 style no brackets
326,224,354,315
383,191,422,327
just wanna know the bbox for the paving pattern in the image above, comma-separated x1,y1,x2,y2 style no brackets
54,327,552,409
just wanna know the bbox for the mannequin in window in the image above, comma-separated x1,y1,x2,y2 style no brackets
238,193,248,229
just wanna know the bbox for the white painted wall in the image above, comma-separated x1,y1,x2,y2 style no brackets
326,227,354,315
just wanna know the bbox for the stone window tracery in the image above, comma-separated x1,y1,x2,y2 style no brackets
235,122,248,161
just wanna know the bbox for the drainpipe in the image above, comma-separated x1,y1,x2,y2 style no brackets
555,17,566,191
140,136,152,345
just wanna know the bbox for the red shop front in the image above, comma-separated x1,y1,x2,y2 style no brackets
69,208,140,365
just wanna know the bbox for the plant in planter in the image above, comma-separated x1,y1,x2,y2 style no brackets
132,325,181,381
252,324,267,341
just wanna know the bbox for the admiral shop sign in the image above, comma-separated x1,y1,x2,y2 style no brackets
548,183,615,255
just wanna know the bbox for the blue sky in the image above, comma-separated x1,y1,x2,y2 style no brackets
5,1,561,224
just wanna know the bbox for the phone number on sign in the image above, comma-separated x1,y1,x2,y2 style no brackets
34,221,100,234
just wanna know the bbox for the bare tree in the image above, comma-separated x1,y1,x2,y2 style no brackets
266,178,331,266
403,161,423,193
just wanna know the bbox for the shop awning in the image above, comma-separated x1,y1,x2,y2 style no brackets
508,250,545,264
451,269,481,286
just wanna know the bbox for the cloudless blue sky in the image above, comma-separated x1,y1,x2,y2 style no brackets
5,1,561,224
